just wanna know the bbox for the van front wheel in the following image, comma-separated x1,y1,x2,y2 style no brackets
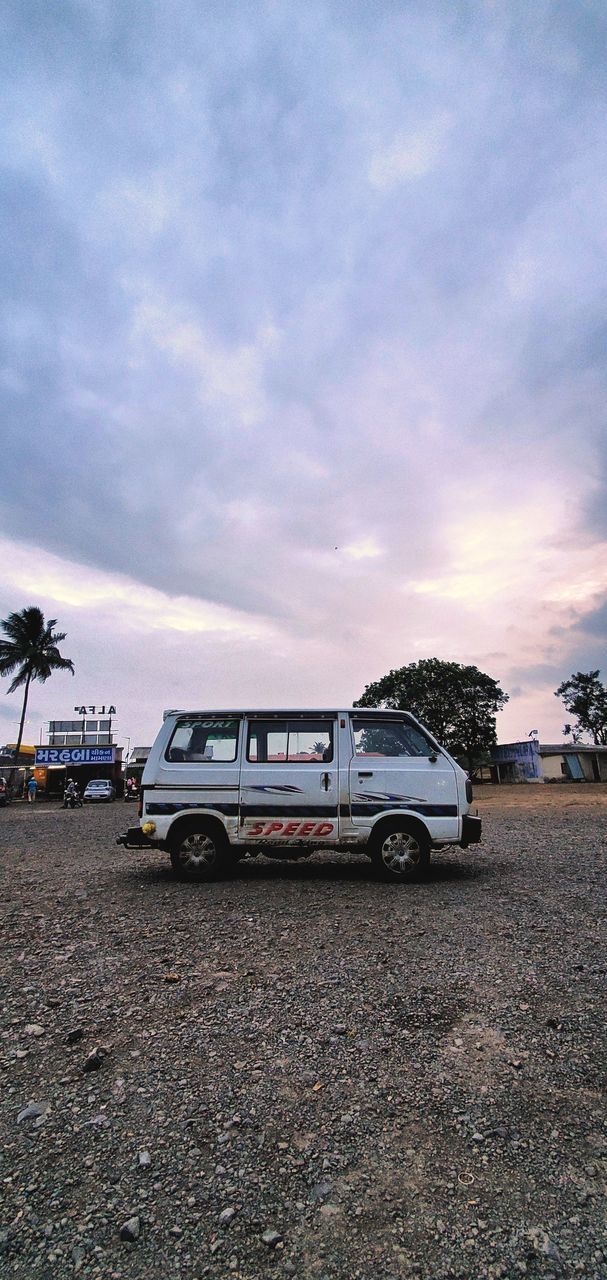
169,822,230,880
371,823,430,883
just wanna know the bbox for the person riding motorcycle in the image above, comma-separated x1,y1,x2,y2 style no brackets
63,779,82,808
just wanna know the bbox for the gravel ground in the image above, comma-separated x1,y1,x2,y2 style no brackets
1,786,606,1280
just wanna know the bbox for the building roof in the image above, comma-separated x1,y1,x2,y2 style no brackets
493,740,607,760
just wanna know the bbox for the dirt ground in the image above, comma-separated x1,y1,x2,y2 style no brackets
0,786,605,1279
474,783,607,811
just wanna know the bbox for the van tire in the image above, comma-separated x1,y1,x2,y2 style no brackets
370,821,430,883
169,820,231,881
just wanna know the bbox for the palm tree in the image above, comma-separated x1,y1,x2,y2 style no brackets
0,607,75,784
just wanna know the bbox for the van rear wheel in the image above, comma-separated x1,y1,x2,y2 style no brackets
371,822,430,883
169,821,230,881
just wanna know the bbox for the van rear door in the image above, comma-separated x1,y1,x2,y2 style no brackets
239,715,339,845
349,715,460,842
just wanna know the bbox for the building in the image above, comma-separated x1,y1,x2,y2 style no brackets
537,743,607,782
35,715,124,797
1,743,36,763
125,747,150,787
491,739,607,783
0,743,36,795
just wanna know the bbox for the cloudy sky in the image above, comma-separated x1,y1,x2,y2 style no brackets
1,0,606,752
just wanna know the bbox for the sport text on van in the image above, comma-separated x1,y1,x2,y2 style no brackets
117,708,481,883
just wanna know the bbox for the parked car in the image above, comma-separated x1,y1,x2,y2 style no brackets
84,778,115,803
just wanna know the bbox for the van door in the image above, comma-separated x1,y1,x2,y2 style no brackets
239,716,339,845
349,716,460,842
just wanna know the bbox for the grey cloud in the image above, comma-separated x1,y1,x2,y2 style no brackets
1,0,607,628
508,638,607,699
572,599,607,639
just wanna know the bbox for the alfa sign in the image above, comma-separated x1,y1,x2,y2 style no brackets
36,747,115,766
74,705,116,715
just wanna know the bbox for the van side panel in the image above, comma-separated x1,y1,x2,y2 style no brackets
142,717,243,844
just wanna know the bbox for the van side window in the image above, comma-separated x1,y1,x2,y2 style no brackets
353,719,437,758
165,718,239,763
247,720,333,763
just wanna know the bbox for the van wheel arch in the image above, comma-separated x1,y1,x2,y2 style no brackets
168,815,232,880
169,812,228,845
369,815,431,883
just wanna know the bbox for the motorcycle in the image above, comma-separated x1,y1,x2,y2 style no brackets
63,785,83,809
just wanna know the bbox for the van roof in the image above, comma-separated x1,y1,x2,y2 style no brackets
162,708,414,720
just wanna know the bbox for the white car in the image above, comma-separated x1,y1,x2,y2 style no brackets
84,779,115,802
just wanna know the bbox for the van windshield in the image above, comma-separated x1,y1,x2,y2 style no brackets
352,719,438,758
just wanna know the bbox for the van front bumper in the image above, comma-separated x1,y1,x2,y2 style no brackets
460,815,482,847
116,826,156,849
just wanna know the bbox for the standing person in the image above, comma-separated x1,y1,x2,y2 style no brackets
27,775,38,803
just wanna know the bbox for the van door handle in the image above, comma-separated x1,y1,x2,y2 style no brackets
358,771,373,778
321,772,331,791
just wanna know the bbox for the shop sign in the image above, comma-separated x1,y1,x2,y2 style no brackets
36,747,115,766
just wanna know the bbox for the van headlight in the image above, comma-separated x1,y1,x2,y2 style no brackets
142,821,156,836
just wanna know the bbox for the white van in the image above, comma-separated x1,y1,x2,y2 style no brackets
117,708,481,883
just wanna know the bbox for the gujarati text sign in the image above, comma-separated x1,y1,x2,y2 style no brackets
36,747,116,766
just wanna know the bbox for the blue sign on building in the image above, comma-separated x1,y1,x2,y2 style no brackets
36,746,115,766
491,739,542,781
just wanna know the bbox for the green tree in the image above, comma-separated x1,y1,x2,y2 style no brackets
0,607,75,783
354,657,508,771
555,670,607,745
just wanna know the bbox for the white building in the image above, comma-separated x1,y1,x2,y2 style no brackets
491,739,607,783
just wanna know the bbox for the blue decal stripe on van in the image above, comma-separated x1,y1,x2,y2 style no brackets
352,790,426,803
146,801,238,816
244,784,304,794
145,784,238,792
350,802,458,817
241,804,338,819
